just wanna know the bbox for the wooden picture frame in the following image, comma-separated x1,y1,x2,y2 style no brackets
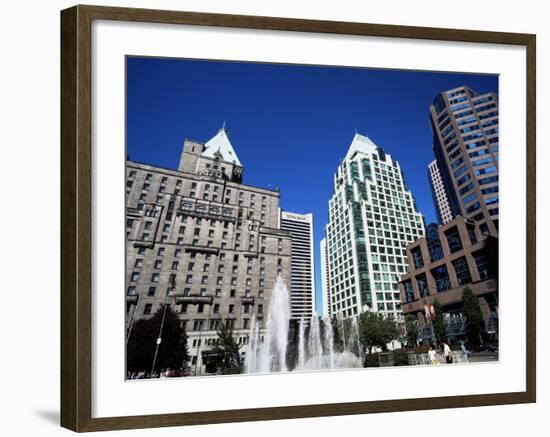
60,4,536,432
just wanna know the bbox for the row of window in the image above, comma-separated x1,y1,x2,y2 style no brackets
403,249,494,302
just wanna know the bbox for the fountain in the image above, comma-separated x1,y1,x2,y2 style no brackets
246,275,362,373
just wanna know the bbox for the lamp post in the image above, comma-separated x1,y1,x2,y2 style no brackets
150,277,176,377
126,285,144,346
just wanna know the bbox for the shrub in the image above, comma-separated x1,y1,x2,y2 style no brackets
365,353,380,367
393,350,409,366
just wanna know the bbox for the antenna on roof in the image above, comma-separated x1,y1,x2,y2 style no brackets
222,120,226,131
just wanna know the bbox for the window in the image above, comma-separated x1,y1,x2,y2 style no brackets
467,224,478,245
475,166,497,176
411,247,424,269
431,265,451,293
465,201,481,215
463,192,478,205
444,226,463,253
151,273,159,282
403,280,414,303
143,304,152,315
416,273,428,297
148,286,156,297
473,249,495,280
193,320,204,331
452,256,472,285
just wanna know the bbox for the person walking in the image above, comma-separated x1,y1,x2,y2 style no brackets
443,342,453,364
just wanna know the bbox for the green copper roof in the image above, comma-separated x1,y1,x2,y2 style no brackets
201,128,242,166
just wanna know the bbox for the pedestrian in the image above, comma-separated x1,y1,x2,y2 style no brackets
428,345,438,364
443,342,453,364
460,341,469,361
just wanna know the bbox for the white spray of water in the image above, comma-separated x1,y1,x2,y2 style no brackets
247,275,361,373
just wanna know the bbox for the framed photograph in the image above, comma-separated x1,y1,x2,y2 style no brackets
60,4,536,432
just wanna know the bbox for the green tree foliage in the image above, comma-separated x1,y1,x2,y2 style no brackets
432,300,446,346
358,311,399,352
127,305,189,374
404,315,418,347
211,322,242,374
462,287,485,348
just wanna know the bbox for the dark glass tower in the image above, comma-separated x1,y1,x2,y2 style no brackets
429,85,499,236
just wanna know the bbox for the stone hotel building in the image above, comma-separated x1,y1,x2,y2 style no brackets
125,128,291,374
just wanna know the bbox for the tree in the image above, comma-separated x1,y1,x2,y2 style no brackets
211,322,242,374
432,300,446,346
127,305,189,374
358,311,399,352
404,315,418,348
463,287,485,348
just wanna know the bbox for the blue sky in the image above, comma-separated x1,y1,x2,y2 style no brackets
126,56,498,316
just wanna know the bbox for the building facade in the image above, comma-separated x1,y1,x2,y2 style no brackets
320,237,330,319
428,159,453,224
398,217,498,343
429,85,499,236
279,210,316,320
324,133,425,322
125,128,292,374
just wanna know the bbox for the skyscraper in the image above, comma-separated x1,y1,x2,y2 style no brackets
125,127,292,374
428,159,453,224
279,210,316,320
429,85,499,236
324,133,425,322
